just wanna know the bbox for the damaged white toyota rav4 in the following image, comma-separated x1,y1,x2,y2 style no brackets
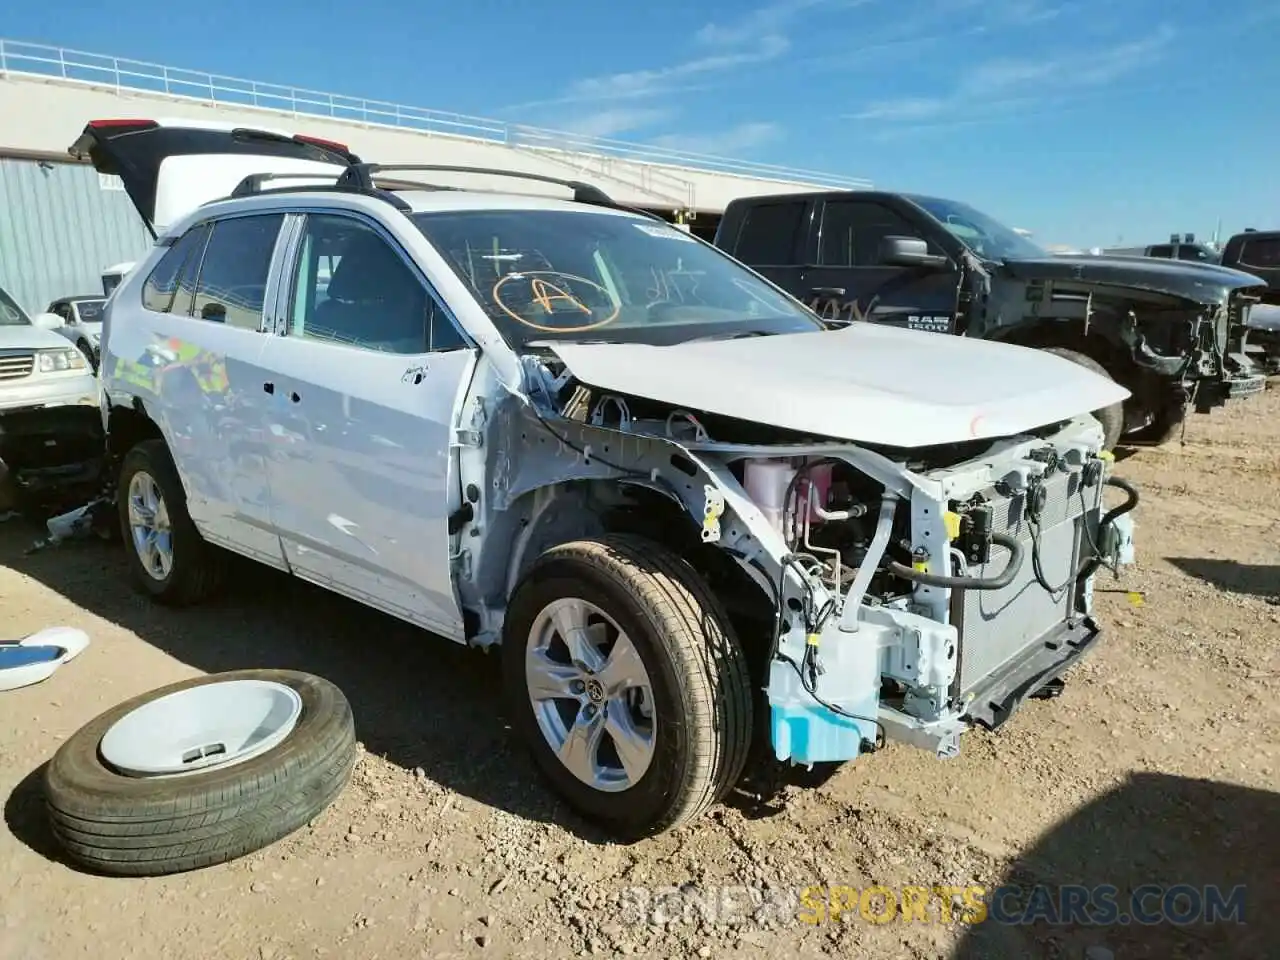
73,118,1138,838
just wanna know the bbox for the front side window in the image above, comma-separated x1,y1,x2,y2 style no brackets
191,214,285,329
908,195,1046,262
819,201,941,267
287,214,464,354
412,209,820,348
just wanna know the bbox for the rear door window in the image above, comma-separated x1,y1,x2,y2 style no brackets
191,214,286,329
732,202,806,265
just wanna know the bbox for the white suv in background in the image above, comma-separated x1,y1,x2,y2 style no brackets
74,117,1136,839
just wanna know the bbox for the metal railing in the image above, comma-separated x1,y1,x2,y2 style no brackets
0,38,873,192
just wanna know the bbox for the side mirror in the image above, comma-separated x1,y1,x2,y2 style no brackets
880,236,949,269
31,312,65,331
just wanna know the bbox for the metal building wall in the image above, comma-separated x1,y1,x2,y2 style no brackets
0,156,152,315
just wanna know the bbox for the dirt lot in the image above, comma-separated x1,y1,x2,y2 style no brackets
2,391,1277,960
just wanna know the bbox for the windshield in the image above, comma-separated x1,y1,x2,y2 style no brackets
0,287,31,326
411,209,821,347
73,299,107,323
908,195,1047,261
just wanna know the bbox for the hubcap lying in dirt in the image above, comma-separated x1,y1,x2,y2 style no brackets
525,597,656,792
99,679,303,777
127,469,172,581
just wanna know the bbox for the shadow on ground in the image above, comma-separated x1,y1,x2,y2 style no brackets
0,520,607,849
952,772,1279,960
1166,558,1280,601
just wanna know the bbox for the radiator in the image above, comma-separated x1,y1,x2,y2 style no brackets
954,466,1102,698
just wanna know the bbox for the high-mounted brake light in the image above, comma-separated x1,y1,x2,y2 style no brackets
294,134,352,155
88,119,159,130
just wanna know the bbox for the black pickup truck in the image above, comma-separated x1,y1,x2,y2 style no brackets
713,191,1269,447
1219,228,1280,375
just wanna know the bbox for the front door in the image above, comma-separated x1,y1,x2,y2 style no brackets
803,198,962,334
258,211,475,638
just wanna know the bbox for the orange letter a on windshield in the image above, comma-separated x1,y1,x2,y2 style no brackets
530,277,591,314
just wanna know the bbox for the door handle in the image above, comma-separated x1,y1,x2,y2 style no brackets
810,286,846,297
263,382,274,395
289,391,301,403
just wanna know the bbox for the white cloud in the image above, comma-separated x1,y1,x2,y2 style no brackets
558,107,674,139
848,23,1176,125
651,122,783,156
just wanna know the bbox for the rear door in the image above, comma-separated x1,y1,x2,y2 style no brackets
68,118,358,236
717,198,813,299
803,197,961,332
117,211,290,567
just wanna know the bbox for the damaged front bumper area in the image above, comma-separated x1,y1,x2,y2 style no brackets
1138,294,1268,412
740,416,1139,767
0,403,106,513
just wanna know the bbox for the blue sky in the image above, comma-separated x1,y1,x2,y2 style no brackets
7,0,1279,247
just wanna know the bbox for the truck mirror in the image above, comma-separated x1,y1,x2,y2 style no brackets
880,236,948,269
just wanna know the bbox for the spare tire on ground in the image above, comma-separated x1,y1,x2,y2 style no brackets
43,669,356,876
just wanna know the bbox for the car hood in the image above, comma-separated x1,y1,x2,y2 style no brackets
547,323,1130,449
1001,254,1267,302
0,324,78,351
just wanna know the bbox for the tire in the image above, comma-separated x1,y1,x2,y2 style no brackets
75,338,98,373
43,669,357,876
1041,347,1124,450
502,534,753,839
118,438,226,605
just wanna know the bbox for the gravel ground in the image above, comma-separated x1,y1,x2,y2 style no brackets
1,389,1277,960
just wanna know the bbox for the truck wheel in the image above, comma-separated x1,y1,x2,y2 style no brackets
1042,347,1124,450
117,439,226,606
43,669,356,876
502,534,753,839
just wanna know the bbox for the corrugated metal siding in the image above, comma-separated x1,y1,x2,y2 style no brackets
0,157,153,315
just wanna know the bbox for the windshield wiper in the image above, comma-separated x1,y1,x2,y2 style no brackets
683,329,775,344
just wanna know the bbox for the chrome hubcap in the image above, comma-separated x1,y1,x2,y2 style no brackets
526,597,656,792
127,470,173,581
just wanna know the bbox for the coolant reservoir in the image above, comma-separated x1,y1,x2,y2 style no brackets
743,459,796,535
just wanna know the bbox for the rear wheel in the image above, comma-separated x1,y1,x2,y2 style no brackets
1041,347,1124,450
502,535,753,839
117,439,226,605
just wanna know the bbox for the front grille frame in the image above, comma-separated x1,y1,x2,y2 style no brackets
0,351,36,381
948,465,1104,703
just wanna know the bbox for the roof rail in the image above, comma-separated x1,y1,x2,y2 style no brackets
225,163,672,223
228,171,413,211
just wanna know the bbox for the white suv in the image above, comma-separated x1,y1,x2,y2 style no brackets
74,118,1137,838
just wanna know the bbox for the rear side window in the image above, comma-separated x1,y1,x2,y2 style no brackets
732,202,805,265
1239,237,1280,269
192,214,286,330
142,226,208,314
1146,245,1174,258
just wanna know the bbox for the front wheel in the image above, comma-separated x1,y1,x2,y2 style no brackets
502,535,753,839
1041,346,1124,450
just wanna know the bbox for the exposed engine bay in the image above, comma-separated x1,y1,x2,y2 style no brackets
453,351,1139,768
